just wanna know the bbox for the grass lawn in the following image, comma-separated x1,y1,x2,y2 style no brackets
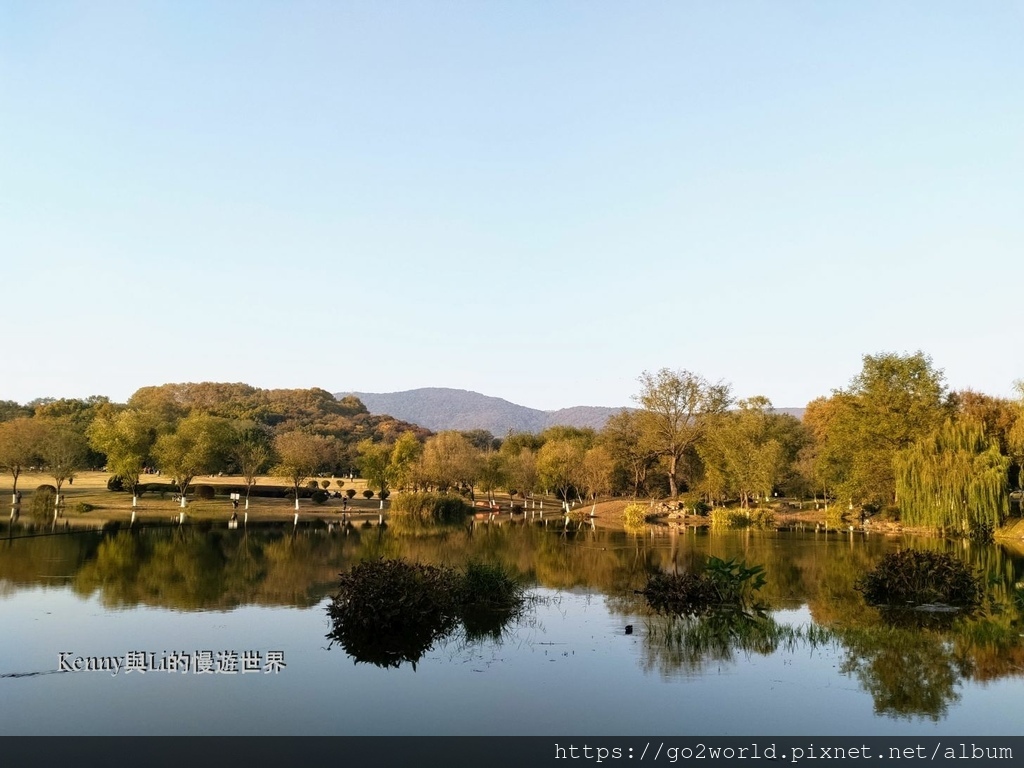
4,471,384,525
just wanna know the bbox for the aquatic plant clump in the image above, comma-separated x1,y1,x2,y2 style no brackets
856,550,984,608
640,557,767,616
327,559,461,668
457,562,527,641
327,558,528,667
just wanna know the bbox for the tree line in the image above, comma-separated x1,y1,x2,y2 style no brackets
1,353,1022,532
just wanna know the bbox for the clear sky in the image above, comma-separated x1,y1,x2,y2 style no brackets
2,2,1021,411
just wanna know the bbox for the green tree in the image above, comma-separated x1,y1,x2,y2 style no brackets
477,451,505,505
153,414,235,507
87,409,158,504
699,397,792,508
0,400,32,422
357,439,395,509
0,417,45,503
274,431,331,511
537,437,587,508
501,445,538,503
634,368,731,498
579,445,616,515
600,409,658,498
811,352,948,509
418,432,481,494
231,424,274,508
1008,380,1024,488
39,420,89,510
389,431,423,492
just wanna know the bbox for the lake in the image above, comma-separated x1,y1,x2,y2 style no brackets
2,519,1023,735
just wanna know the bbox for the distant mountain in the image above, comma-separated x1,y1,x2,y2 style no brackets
774,407,806,420
337,388,807,436
337,388,629,435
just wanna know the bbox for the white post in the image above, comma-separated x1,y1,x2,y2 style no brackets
294,498,300,511
132,495,138,508
11,494,16,505
378,514,383,525
244,497,249,510
179,512,185,525
180,495,187,509
379,498,384,510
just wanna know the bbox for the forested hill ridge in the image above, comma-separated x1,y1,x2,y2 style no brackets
340,388,806,435
124,383,431,462
336,388,620,435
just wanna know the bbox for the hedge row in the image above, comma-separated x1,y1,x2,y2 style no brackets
107,479,323,499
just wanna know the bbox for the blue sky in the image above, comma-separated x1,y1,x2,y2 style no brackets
2,2,1021,411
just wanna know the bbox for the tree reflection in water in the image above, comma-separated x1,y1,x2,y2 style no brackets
4,524,1024,716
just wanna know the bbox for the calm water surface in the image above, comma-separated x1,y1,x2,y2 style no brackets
1,521,1023,735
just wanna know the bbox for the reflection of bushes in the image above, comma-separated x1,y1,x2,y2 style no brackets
390,492,470,524
857,550,983,608
838,625,964,721
326,558,526,668
644,610,833,674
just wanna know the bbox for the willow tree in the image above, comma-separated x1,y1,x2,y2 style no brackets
895,420,1009,535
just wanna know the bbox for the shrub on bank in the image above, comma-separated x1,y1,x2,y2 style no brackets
710,507,775,529
622,503,650,528
30,485,58,519
389,492,470,523
194,485,216,500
